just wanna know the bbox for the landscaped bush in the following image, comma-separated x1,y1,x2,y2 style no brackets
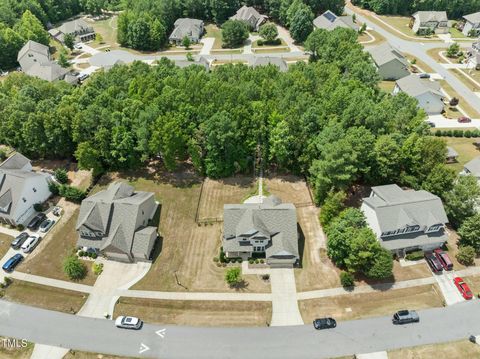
405,250,424,261
456,245,476,266
0,149,6,161
16,224,24,231
91,253,97,259
63,255,87,280
225,267,242,286
213,257,219,262
434,130,443,137
92,263,103,275
249,259,254,264
340,271,354,288
33,203,44,212
58,185,86,203
48,182,60,195
54,168,69,184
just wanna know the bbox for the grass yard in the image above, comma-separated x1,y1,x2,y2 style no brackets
205,24,223,50
378,80,396,93
64,351,129,359
463,274,480,295
359,30,386,47
2,280,87,314
0,233,13,259
404,53,435,74
378,16,420,38
298,284,443,322
441,136,480,173
389,339,480,358
440,80,480,119
101,165,269,293
0,337,33,359
114,297,272,327
426,48,447,63
210,49,244,55
19,209,98,285
449,27,468,39
86,16,118,48
253,47,290,54
450,69,480,93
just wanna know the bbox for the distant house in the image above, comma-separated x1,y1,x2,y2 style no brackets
367,43,410,80
467,40,480,68
76,182,159,263
446,146,458,163
462,12,480,36
0,153,51,226
223,196,299,267
17,40,69,82
249,56,288,72
313,10,359,32
49,18,95,43
230,5,267,31
361,184,449,257
169,18,204,45
462,157,480,181
411,11,449,35
394,74,444,115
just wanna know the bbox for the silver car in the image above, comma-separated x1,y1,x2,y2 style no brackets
115,316,143,330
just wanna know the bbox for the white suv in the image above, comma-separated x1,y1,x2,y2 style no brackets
21,234,41,253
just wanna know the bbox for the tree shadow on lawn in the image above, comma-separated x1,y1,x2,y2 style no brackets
296,223,305,268
229,279,250,292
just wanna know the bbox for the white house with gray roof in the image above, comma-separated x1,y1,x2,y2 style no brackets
313,10,359,32
367,43,410,80
411,11,449,35
49,18,95,43
394,74,444,115
223,196,299,267
169,18,204,45
0,153,51,226
230,5,267,31
462,12,480,36
361,184,449,257
76,182,158,263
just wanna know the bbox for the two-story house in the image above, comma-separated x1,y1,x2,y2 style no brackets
223,195,299,267
0,153,51,226
76,181,159,262
462,12,480,36
169,18,204,45
361,184,449,257
49,19,95,43
393,74,444,115
411,11,449,35
230,5,267,31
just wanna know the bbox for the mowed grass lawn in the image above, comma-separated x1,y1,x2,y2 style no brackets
0,337,33,359
0,233,13,258
86,16,117,48
19,209,98,285
99,166,269,293
115,297,272,327
64,351,129,359
442,136,480,173
378,16,418,37
2,280,87,314
378,80,395,93
298,284,443,322
389,339,480,358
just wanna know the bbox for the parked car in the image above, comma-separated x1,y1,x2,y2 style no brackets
52,206,62,216
419,73,430,79
2,253,24,272
425,251,443,273
11,232,29,249
39,219,55,233
78,74,89,82
21,234,41,253
74,44,82,50
454,277,473,300
313,317,337,330
434,248,453,271
115,316,143,330
27,213,47,230
458,116,472,123
392,310,419,324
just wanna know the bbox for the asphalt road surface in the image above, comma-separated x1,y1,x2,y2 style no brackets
0,300,479,359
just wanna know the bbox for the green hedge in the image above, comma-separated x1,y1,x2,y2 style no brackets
405,250,424,261
434,129,480,138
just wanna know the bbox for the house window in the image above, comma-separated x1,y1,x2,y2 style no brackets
22,197,26,203
33,187,37,192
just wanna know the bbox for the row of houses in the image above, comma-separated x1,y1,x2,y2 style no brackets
410,11,480,37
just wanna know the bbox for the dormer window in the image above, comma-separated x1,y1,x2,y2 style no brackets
22,197,26,202
33,187,37,192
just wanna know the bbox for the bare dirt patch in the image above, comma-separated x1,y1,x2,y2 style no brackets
298,284,443,322
114,297,272,327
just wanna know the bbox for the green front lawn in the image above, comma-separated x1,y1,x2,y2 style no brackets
442,136,480,172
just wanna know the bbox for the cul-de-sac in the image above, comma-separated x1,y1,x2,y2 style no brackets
2,0,480,358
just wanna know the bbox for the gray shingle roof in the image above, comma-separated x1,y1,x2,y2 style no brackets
380,230,447,251
24,62,69,82
223,196,298,261
447,146,458,158
0,153,31,170
17,40,49,63
395,74,443,98
313,10,359,31
230,5,267,28
363,184,448,234
413,11,448,23
250,56,288,72
367,43,409,67
464,156,480,176
57,19,92,35
174,57,210,71
169,18,204,41
464,12,480,24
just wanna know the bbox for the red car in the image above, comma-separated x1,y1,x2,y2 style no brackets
454,277,473,300
434,249,453,271
458,116,472,123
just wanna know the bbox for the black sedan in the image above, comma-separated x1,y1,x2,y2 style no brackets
313,317,337,330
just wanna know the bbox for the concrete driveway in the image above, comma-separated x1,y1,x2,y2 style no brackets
433,270,465,306
270,268,304,326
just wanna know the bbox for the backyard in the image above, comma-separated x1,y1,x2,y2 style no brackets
0,233,13,259
442,136,480,173
298,284,443,322
114,298,272,327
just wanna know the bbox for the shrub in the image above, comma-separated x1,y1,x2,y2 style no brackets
405,250,424,261
445,130,453,137
465,131,473,138
48,182,60,196
221,20,249,48
225,267,241,286
0,149,6,161
63,255,87,280
213,257,219,262
78,251,85,257
257,39,264,46
456,245,476,266
59,185,86,203
249,259,254,264
340,271,354,288
237,258,242,263
92,263,103,275
260,259,264,264
91,253,97,259
254,259,259,264
33,203,43,212
262,274,270,281
16,224,24,231
434,130,442,137
449,97,459,107
54,168,69,184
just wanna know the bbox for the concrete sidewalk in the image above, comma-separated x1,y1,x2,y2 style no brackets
8,271,93,293
270,268,303,326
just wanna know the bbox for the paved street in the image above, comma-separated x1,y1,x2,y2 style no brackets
1,300,480,359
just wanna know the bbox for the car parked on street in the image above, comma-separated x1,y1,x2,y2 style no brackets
39,219,55,233
454,277,473,300
2,253,24,272
458,116,472,123
392,310,419,324
434,248,453,271
27,213,47,230
21,234,41,253
313,317,337,330
419,73,430,78
425,251,443,273
115,316,143,330
11,232,29,249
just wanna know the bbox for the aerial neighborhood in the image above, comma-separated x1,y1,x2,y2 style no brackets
2,0,480,358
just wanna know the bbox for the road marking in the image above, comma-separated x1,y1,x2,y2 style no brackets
139,343,150,354
156,328,166,338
